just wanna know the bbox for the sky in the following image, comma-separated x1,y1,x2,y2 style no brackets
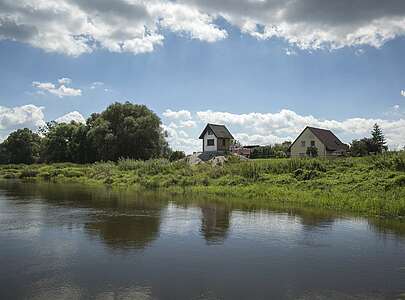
0,0,405,153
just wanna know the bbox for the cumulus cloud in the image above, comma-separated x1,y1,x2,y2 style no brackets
401,90,405,97
55,111,86,124
0,104,87,141
32,78,82,98
162,108,405,153
0,0,225,56
1,0,404,55
90,81,104,89
163,109,192,120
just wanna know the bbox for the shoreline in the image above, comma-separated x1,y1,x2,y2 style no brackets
0,154,404,218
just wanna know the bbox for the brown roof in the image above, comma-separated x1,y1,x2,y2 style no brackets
290,126,348,151
199,124,234,139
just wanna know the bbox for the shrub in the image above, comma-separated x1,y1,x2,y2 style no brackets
169,151,186,162
19,168,38,178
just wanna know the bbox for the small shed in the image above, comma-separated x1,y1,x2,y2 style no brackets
199,124,234,153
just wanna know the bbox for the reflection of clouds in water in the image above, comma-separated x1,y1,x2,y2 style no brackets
231,211,302,244
31,279,83,300
160,203,201,237
95,286,154,300
295,289,386,300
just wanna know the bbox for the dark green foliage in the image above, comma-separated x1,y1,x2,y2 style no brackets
371,123,387,154
1,128,41,164
306,146,318,157
169,151,186,162
250,141,291,159
0,102,173,164
41,121,95,163
87,102,167,161
350,124,388,156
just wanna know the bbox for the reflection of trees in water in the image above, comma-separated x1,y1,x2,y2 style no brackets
200,203,231,244
85,213,161,250
298,212,335,231
0,180,164,250
368,218,405,239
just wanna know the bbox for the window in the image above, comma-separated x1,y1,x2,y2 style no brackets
207,139,215,146
301,141,306,147
207,129,213,135
311,140,315,147
222,139,226,146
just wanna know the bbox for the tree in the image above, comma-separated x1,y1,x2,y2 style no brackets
371,123,387,154
2,128,41,164
350,138,378,156
41,121,95,163
87,102,168,161
306,146,318,157
169,151,186,162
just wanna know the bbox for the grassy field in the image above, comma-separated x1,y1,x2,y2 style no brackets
0,152,405,217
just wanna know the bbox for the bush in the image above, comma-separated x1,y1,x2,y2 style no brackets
19,168,38,178
169,151,186,162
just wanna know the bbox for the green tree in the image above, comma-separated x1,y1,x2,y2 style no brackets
371,123,387,154
169,150,186,162
41,121,95,163
350,138,378,156
87,102,168,161
2,128,41,164
306,146,318,157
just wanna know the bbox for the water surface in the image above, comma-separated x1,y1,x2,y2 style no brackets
0,181,405,299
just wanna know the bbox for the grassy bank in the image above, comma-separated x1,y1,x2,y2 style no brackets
0,153,405,217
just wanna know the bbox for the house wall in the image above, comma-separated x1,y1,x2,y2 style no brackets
290,128,327,157
217,138,231,152
203,131,217,152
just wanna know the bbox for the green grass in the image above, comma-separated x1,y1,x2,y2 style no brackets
1,152,405,217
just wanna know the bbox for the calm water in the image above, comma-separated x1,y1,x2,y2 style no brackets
1,181,405,299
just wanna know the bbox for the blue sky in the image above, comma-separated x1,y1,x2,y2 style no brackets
0,0,404,152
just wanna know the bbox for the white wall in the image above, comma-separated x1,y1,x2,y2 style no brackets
290,127,326,157
203,131,217,152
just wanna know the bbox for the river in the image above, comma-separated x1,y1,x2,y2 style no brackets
0,181,404,299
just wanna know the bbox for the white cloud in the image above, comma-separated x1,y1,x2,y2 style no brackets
55,111,86,124
0,0,226,56
2,0,404,55
401,90,405,97
32,78,82,98
0,104,88,141
58,77,72,85
90,81,104,89
163,108,405,153
163,109,192,120
0,104,46,140
393,105,400,111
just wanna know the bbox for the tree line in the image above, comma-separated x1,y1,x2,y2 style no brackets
0,102,184,164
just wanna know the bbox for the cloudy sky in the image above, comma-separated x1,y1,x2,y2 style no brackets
1,0,405,153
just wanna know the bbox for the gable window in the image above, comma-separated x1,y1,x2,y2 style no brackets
301,141,306,147
207,129,213,135
207,139,215,146
311,140,315,147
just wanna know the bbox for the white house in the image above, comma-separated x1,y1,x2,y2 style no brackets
289,126,348,157
199,124,234,153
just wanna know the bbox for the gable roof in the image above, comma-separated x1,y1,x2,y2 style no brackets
289,126,348,151
199,123,234,139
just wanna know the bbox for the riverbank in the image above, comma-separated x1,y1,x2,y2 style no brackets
0,153,404,217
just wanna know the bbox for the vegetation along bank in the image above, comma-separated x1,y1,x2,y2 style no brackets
1,153,405,218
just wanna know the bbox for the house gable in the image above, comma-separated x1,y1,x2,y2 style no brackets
289,126,348,157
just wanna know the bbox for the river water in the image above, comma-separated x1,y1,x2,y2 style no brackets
0,181,405,299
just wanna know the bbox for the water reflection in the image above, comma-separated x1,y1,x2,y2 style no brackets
1,181,405,299
85,213,161,251
200,203,231,244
